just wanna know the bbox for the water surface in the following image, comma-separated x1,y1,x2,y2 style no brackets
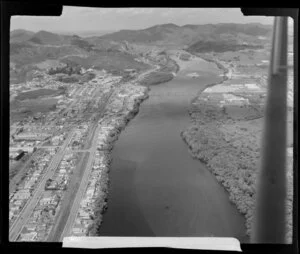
100,58,248,242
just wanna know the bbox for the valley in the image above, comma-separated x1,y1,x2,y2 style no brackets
9,20,294,243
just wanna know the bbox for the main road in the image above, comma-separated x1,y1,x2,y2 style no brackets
10,65,158,241
9,130,75,241
58,124,101,241
51,82,117,240
58,67,157,240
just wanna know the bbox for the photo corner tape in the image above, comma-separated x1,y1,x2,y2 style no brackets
62,236,242,251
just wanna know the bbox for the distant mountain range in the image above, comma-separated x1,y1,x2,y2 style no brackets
9,23,274,80
54,30,116,38
10,29,125,53
98,23,273,46
11,22,273,46
9,28,149,83
10,29,35,43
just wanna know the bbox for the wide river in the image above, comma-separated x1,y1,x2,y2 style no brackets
99,56,249,242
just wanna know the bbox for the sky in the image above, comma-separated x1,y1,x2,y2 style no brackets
11,7,294,33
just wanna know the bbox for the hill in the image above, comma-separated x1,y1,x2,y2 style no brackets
10,42,86,67
9,29,151,83
27,30,73,45
54,30,116,37
100,23,181,44
60,50,149,76
10,29,35,43
186,40,264,53
9,23,273,84
84,37,124,51
99,23,273,47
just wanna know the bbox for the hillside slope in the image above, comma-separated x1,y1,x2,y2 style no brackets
10,29,35,43
99,23,272,47
27,30,73,45
9,30,151,83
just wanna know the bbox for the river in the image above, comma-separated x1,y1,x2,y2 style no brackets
99,55,249,242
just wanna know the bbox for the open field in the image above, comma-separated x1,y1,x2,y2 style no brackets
60,52,150,75
15,88,62,101
10,98,58,123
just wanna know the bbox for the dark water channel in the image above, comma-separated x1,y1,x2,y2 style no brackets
99,59,248,242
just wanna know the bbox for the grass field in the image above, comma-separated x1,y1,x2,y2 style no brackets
15,88,61,101
10,98,58,123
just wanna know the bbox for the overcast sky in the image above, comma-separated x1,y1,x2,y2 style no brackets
11,7,289,32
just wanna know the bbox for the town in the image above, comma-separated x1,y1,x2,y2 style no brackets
9,11,294,244
9,65,149,241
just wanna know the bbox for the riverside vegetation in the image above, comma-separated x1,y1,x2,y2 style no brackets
85,85,150,236
181,53,293,243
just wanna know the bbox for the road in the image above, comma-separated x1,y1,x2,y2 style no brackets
9,130,75,241
46,151,89,242
58,125,100,240
57,63,162,240
48,86,112,240
50,82,117,240
83,87,115,150
9,62,161,241
10,64,161,241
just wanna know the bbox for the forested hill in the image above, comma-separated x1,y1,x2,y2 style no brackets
99,23,273,47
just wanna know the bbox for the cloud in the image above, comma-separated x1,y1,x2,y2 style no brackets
11,7,274,33
62,6,115,17
132,8,154,15
115,8,136,14
115,8,154,15
160,8,176,17
79,8,113,15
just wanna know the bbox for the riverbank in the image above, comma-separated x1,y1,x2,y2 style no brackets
98,53,248,240
180,50,293,243
140,71,174,86
139,56,180,86
77,80,151,236
85,54,184,235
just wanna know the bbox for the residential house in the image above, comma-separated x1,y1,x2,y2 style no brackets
40,197,52,205
25,224,37,231
72,227,86,236
20,232,37,241
33,210,42,219
14,199,24,206
78,210,90,219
